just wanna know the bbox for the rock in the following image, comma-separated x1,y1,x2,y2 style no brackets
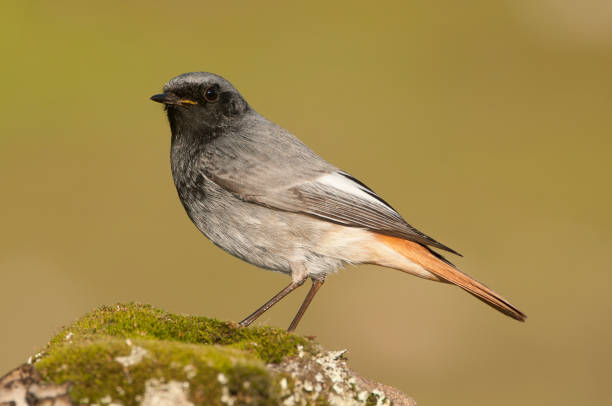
0,364,72,406
0,304,416,405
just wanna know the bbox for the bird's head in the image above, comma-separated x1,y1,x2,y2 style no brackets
151,72,250,138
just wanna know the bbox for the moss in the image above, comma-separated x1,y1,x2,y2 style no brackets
35,303,315,405
31,303,398,405
36,337,278,405
48,303,315,364
365,393,378,406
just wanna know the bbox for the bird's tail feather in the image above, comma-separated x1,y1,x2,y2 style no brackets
374,234,527,322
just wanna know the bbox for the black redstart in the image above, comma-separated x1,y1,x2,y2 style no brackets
151,72,526,331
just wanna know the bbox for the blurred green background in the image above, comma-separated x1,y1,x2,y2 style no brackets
1,1,611,404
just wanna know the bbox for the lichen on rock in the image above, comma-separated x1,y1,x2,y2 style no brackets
0,303,415,405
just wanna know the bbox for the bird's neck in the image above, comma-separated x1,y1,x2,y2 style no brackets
168,111,221,145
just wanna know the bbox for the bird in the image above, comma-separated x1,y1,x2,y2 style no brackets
151,72,526,332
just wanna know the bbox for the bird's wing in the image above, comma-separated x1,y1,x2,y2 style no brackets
201,120,460,255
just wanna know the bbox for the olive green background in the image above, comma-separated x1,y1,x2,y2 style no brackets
1,1,611,405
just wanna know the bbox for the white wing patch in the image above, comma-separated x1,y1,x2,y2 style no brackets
315,172,395,212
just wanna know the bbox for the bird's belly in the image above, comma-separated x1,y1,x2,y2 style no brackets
178,181,345,277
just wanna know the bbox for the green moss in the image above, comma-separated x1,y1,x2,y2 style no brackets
35,303,317,405
36,337,278,405
31,304,393,405
365,392,384,406
48,303,315,364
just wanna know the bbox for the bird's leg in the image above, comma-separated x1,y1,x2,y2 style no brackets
238,274,308,328
287,277,325,332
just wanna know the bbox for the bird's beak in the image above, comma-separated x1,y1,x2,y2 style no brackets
150,93,197,106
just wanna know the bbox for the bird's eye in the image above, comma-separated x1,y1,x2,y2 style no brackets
204,86,219,102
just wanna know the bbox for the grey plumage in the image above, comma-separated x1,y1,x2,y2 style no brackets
166,72,457,275
152,72,525,330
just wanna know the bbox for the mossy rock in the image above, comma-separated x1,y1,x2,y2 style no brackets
1,304,414,405
43,303,312,364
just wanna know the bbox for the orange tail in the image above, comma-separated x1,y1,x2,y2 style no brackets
374,234,527,321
